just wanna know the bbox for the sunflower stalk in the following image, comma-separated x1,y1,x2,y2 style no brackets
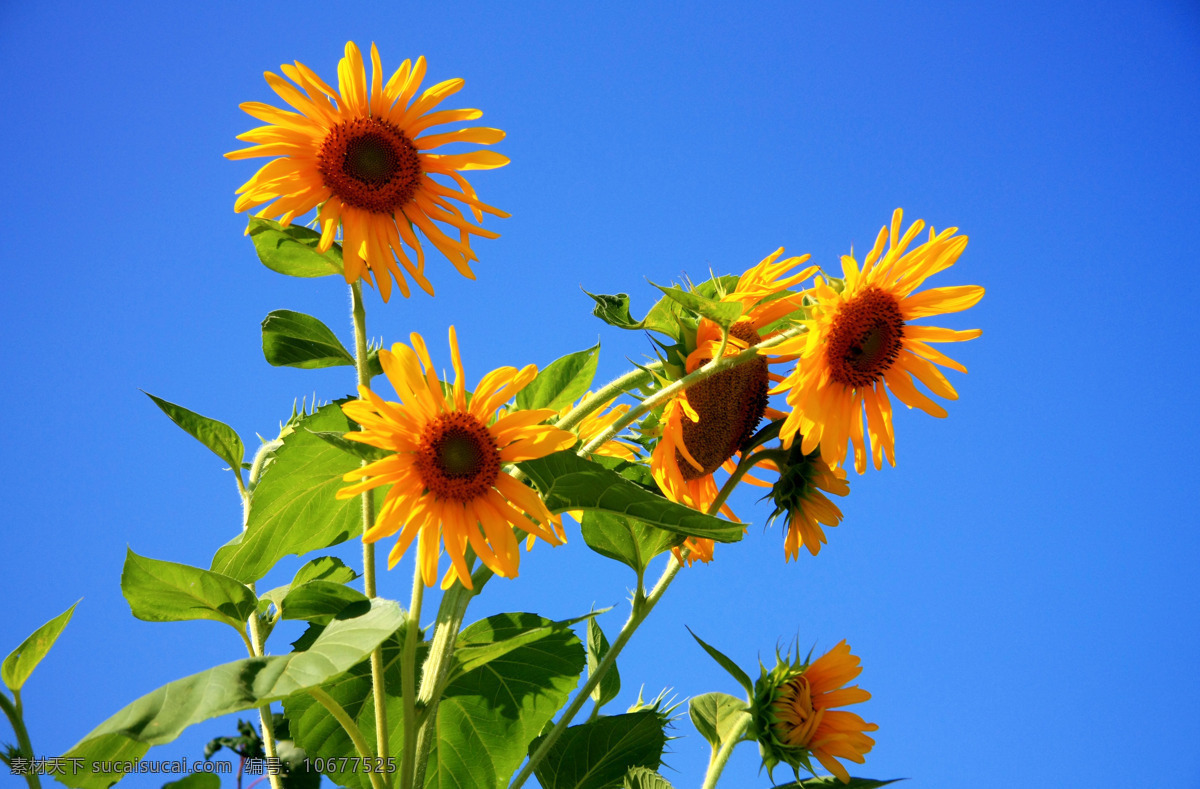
350,281,390,766
0,691,41,789
307,687,388,789
699,712,754,789
556,366,656,432
579,324,807,456
398,565,424,789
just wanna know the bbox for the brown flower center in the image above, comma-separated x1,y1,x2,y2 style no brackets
318,117,422,214
676,320,769,481
414,412,501,502
826,286,905,388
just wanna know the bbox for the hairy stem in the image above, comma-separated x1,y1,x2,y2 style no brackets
699,712,753,789
350,281,390,764
307,687,387,789
556,367,655,432
1,691,41,789
398,566,425,789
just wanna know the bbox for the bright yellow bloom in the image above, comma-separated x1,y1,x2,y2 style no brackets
337,328,575,589
756,641,878,783
227,42,509,301
650,250,816,564
774,209,983,473
763,442,850,558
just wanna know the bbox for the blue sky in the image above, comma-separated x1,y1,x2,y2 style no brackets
2,0,1198,786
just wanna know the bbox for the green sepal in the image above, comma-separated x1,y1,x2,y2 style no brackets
517,343,601,412
517,451,743,543
121,548,256,634
584,290,646,330
587,618,620,711
144,392,245,471
687,628,754,696
248,218,344,278
649,281,743,328
261,310,355,369
59,600,403,789
528,710,667,789
1,600,79,692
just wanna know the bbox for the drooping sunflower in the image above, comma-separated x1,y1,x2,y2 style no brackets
227,42,509,301
650,249,817,563
774,208,984,473
755,641,878,784
337,327,575,589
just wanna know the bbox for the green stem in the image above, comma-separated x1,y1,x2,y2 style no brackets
398,565,425,789
556,367,655,432
350,281,390,765
307,687,387,789
699,712,753,789
1,690,41,789
580,324,805,455
245,610,284,789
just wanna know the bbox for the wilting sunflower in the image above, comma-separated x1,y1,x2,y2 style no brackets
650,249,816,563
755,641,878,783
337,327,575,589
227,42,509,301
774,208,983,473
763,440,850,558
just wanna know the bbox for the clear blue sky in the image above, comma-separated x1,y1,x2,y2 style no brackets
2,1,1198,786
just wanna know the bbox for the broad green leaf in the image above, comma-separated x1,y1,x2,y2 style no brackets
144,392,244,470
450,611,597,677
587,618,620,710
308,429,389,462
292,556,358,587
212,404,378,584
687,629,754,696
624,767,676,789
688,692,751,752
581,511,683,577
162,774,220,789
248,218,344,278
262,310,355,369
530,711,667,789
584,290,645,330
60,601,403,789
516,344,600,412
426,613,586,789
651,282,743,328
776,779,903,789
121,548,256,633
280,581,370,623
2,601,78,692
517,451,743,542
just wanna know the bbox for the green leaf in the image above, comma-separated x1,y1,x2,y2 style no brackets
308,429,390,462
162,774,221,789
688,692,751,752
211,403,376,584
530,711,667,789
262,310,355,369
776,779,903,789
517,451,743,542
144,392,244,470
121,548,256,633
687,629,754,697
60,601,403,789
584,290,646,330
516,343,601,412
248,218,344,278
280,580,370,623
292,556,358,587
2,601,78,692
588,618,620,710
581,511,683,577
426,612,586,789
450,611,596,677
623,767,676,789
650,282,743,328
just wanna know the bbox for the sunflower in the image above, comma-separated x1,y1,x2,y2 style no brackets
337,327,575,589
649,249,816,563
755,641,878,783
774,209,983,473
227,42,509,301
763,440,850,559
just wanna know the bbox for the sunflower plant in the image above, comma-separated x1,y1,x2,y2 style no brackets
1,42,983,789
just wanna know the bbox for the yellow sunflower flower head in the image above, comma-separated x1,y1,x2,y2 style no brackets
649,249,817,565
337,327,575,589
773,208,984,473
763,439,850,559
754,640,878,784
228,42,510,301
